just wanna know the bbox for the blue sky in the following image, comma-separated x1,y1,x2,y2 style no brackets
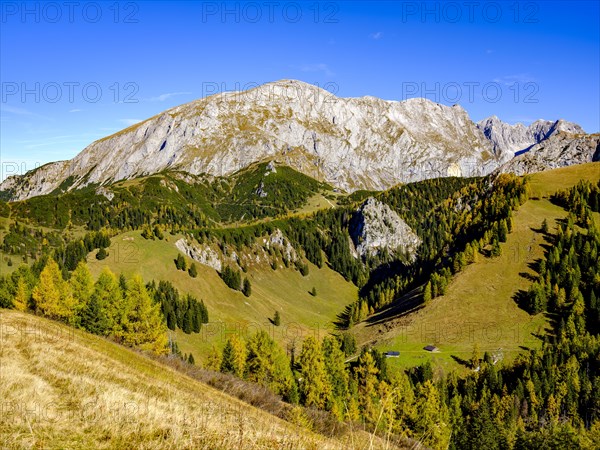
1,1,599,179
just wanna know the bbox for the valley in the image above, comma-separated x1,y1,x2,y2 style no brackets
1,83,598,449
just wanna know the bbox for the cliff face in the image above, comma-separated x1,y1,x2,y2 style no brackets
350,197,421,262
498,132,600,176
477,116,584,156
2,80,593,202
1,80,499,200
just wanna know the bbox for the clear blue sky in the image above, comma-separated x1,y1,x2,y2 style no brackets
1,1,599,178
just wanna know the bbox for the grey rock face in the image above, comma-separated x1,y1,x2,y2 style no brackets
499,132,600,176
350,197,421,262
477,116,584,157
175,238,222,271
2,80,497,200
2,80,590,202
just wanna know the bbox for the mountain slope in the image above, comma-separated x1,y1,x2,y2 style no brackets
498,131,600,175
477,115,584,156
350,162,600,371
3,80,595,202
0,309,399,449
2,80,501,200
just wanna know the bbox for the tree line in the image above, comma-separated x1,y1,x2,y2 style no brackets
0,258,210,354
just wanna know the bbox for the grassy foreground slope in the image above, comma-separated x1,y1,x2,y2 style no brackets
354,162,600,372
0,310,398,449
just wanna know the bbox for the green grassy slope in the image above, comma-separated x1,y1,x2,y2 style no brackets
85,230,357,362
352,162,600,373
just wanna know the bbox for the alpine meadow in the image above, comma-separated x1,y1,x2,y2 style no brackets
1,1,599,449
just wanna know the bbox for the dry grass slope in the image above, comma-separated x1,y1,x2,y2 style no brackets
0,310,403,449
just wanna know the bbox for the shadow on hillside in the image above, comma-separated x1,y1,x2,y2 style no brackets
519,271,538,282
513,289,530,312
364,286,424,326
358,260,412,299
450,355,472,369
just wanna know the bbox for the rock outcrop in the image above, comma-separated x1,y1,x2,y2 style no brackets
175,239,222,271
350,197,421,262
499,132,600,176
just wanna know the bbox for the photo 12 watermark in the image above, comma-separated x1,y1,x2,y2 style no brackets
401,81,539,104
200,1,340,24
1,82,139,104
1,1,140,24
400,1,540,24
0,320,75,351
198,320,329,344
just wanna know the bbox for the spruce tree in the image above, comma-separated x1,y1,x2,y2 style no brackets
82,267,123,336
220,335,246,377
96,247,108,260
541,218,549,234
423,281,433,303
242,277,251,297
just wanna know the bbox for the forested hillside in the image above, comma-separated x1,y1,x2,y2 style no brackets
1,163,598,448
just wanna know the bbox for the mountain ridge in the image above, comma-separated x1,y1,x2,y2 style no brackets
2,79,596,201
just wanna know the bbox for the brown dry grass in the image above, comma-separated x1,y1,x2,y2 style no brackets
0,310,405,449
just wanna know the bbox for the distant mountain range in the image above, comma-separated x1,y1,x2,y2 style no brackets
2,79,598,201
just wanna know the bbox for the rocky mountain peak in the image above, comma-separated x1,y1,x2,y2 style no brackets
477,116,584,157
0,80,592,202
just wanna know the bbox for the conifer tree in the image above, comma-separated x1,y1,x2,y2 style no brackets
297,336,331,409
69,262,94,325
121,274,168,354
205,346,222,371
414,380,451,449
423,281,432,303
81,267,123,336
541,218,549,234
220,335,247,377
32,258,76,323
354,350,380,425
188,262,198,278
321,336,349,417
245,330,297,401
242,277,251,297
13,277,28,312
96,247,108,260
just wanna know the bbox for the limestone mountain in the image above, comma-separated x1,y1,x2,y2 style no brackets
499,131,600,176
2,80,497,200
477,115,584,156
349,197,422,263
1,80,594,202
